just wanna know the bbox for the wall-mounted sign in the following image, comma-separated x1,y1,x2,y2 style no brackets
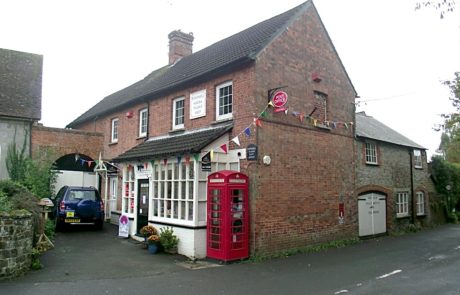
190,89,206,119
201,151,211,172
246,144,258,161
271,90,288,108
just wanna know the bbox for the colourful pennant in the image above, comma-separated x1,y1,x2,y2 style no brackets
163,159,168,165
220,144,228,154
231,136,240,146
255,118,262,127
185,156,191,164
268,101,274,107
177,156,182,164
193,154,200,162
244,127,251,137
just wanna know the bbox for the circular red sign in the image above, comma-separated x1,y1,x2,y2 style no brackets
272,91,288,108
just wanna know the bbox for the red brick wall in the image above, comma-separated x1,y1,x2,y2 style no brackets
31,125,103,161
75,65,257,161
247,5,357,254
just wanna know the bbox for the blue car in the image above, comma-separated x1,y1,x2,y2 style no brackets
53,186,104,231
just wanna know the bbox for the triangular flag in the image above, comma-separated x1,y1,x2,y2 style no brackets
80,159,85,165
299,113,305,123
231,136,240,146
185,156,191,164
313,119,318,127
261,110,268,118
268,101,274,107
349,122,354,126
177,156,182,164
344,123,349,129
244,127,251,137
292,111,299,117
210,150,214,161
144,162,148,169
332,122,337,129
163,159,168,165
220,144,228,154
193,153,200,162
285,108,289,115
87,161,93,168
151,160,155,167
255,118,262,127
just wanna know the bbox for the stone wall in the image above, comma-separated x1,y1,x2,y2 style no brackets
0,211,33,280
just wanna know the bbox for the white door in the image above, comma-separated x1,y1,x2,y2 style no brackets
109,177,118,215
358,193,386,237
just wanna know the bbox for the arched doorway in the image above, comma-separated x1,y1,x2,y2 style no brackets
358,192,387,237
53,153,99,194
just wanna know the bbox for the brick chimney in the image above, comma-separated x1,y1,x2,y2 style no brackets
168,30,194,65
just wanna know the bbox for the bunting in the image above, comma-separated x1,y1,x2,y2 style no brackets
220,143,228,154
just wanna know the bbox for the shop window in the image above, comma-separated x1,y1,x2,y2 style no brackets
122,165,135,215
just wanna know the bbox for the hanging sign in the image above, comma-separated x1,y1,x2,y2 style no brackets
246,144,258,161
271,90,288,108
201,151,211,172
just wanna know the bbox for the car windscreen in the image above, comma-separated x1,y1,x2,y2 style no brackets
67,190,97,201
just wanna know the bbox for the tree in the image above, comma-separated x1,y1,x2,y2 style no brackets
416,0,457,18
438,72,460,162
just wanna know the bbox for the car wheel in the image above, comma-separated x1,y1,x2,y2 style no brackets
95,220,104,230
55,217,64,232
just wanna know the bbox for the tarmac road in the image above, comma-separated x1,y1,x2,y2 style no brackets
1,223,460,295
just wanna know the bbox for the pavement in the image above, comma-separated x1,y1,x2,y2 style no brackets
1,223,460,295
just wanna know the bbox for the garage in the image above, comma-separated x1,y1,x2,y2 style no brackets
358,192,387,237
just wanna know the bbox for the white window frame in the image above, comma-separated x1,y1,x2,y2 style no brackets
122,165,135,216
173,97,185,130
396,192,409,218
416,191,425,216
111,118,119,143
414,149,423,169
139,108,148,137
365,142,378,165
216,81,233,121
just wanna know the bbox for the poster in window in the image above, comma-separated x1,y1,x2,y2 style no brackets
190,89,206,119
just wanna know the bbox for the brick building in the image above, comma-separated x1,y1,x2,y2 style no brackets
355,112,440,236
68,1,357,258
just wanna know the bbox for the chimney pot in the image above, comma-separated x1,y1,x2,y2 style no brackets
168,30,194,65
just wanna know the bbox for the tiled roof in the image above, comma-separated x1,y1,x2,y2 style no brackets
113,123,233,162
0,48,43,120
67,1,312,128
356,112,424,149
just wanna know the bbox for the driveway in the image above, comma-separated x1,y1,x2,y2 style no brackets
21,224,190,283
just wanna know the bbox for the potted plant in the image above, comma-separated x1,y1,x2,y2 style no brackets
147,234,161,254
140,225,157,248
159,227,179,254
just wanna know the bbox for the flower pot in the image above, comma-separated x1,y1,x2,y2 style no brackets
148,244,159,254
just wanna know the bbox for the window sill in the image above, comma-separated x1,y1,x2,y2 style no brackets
212,117,233,125
169,128,186,134
416,213,426,217
136,135,147,140
365,162,379,166
396,213,410,219
108,141,118,146
414,166,423,170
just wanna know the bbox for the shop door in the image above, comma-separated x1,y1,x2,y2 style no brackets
137,179,149,234
358,193,387,237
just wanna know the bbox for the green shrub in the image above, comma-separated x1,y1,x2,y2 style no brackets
44,219,55,241
159,227,179,250
0,191,13,212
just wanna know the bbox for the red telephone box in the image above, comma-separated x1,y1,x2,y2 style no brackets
207,170,249,262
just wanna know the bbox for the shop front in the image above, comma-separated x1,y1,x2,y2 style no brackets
114,123,243,258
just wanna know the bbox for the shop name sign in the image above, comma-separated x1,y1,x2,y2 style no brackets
271,90,288,108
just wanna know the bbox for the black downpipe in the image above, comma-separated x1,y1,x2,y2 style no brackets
409,149,415,224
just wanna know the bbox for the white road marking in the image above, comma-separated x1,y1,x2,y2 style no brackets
334,290,349,294
429,254,446,261
454,246,460,250
376,269,402,279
